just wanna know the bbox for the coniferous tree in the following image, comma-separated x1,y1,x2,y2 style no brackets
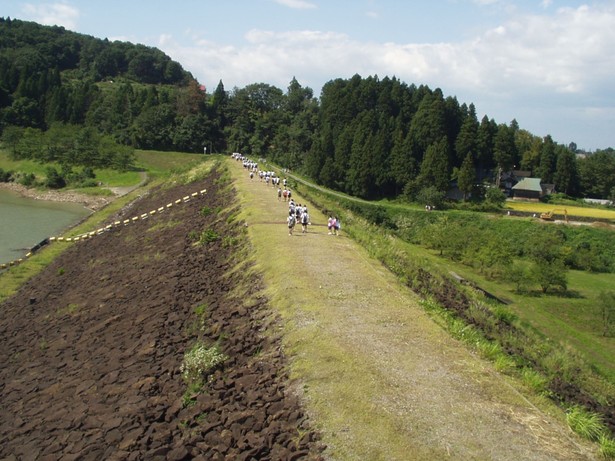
476,115,497,169
455,103,478,164
408,89,446,161
418,136,450,193
457,152,476,200
553,145,579,196
493,123,518,172
390,124,416,195
537,135,557,183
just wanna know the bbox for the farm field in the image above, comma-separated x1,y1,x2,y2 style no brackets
506,200,615,221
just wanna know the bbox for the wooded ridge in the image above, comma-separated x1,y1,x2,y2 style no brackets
1,17,614,203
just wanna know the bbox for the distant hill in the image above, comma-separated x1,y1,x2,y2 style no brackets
0,17,210,152
0,17,191,87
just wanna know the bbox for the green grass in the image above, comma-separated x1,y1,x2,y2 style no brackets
89,168,142,187
134,149,208,178
566,405,607,442
0,148,209,190
450,262,615,381
0,149,141,190
601,434,615,459
0,151,50,178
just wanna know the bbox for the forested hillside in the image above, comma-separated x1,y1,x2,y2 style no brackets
1,17,614,201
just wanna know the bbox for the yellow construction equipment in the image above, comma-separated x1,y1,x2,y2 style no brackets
540,209,568,223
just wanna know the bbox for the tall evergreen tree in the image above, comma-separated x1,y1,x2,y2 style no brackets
493,123,517,172
455,103,478,165
418,136,450,192
476,115,497,169
457,152,476,200
408,90,446,161
537,135,557,183
553,145,579,196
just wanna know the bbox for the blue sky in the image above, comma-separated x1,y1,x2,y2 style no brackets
3,0,615,151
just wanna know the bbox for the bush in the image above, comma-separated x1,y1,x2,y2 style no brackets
17,172,36,186
0,167,12,182
416,186,446,209
44,166,66,189
180,342,227,384
484,187,506,207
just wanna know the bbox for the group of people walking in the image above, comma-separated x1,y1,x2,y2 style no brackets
232,152,341,237
327,215,341,235
286,199,310,235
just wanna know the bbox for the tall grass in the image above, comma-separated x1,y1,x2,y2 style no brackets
566,406,606,441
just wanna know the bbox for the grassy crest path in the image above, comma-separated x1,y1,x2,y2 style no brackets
229,158,598,461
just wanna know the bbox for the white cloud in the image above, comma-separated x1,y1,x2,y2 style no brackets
161,4,615,97
22,1,79,30
468,4,615,96
273,0,317,10
156,3,615,147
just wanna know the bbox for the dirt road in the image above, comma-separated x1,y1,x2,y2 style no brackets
231,159,598,460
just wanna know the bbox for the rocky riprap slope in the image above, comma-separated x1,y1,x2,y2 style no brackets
0,169,324,461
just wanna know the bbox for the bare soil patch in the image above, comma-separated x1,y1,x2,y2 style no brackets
0,168,324,460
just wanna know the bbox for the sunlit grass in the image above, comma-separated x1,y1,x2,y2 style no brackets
506,200,615,220
134,150,210,177
0,151,51,178
600,434,615,459
566,405,606,442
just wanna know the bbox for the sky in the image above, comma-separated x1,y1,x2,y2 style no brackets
3,0,615,151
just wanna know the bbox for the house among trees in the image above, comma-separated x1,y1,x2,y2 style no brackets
498,170,530,196
511,177,553,200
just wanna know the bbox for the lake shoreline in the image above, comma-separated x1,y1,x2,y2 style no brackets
0,182,110,211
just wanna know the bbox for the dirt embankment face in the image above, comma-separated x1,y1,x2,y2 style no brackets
0,169,323,460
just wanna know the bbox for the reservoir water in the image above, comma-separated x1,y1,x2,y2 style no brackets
0,189,92,264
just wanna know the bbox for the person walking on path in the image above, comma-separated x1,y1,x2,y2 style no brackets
301,208,310,233
333,216,341,236
287,212,296,236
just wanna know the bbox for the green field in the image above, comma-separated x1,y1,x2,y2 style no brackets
435,253,615,382
0,149,207,190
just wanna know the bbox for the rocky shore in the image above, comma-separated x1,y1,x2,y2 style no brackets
0,181,111,211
